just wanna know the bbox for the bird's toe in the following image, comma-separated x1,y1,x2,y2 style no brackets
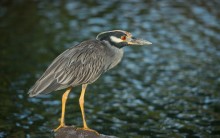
54,124,67,132
77,127,99,135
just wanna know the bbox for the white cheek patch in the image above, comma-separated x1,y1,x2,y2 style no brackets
110,36,123,43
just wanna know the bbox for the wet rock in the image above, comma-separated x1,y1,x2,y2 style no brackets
54,126,118,138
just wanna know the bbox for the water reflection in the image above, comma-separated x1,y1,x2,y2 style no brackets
0,0,220,137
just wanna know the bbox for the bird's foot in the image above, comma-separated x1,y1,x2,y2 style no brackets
77,127,99,135
54,123,67,132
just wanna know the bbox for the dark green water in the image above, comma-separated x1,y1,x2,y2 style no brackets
1,0,220,137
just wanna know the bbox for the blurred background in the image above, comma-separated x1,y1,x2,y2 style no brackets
0,0,220,137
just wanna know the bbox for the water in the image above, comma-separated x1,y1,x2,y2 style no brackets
0,0,220,137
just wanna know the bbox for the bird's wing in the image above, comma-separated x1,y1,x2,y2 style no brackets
28,40,108,97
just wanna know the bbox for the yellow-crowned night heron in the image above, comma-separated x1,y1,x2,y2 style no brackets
28,30,152,134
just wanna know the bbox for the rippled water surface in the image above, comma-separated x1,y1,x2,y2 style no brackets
0,0,220,137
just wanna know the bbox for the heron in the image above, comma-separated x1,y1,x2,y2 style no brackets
28,30,152,134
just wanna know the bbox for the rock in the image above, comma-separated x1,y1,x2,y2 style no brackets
54,126,118,138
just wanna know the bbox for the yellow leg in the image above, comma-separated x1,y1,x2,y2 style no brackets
79,84,88,129
78,84,99,135
54,87,72,132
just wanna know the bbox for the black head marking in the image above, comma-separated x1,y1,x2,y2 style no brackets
96,30,131,48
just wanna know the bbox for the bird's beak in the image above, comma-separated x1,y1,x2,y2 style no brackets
127,37,152,46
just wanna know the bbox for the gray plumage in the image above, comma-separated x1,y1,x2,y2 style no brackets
28,40,123,97
28,30,151,97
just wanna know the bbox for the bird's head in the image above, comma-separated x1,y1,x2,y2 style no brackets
96,30,152,48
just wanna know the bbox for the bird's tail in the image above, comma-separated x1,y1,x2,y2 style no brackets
28,74,63,97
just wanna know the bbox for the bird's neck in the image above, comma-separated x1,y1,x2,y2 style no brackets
101,40,124,71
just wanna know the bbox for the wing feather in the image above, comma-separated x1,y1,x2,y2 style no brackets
28,40,108,97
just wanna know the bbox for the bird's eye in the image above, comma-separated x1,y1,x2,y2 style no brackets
121,36,126,40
